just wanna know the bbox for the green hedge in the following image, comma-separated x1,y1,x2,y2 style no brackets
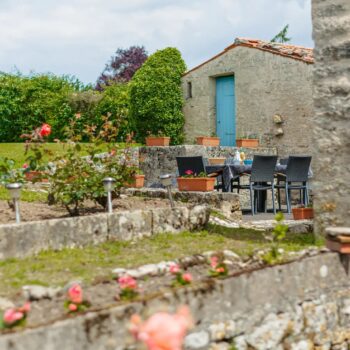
0,73,82,141
0,73,131,142
129,47,186,144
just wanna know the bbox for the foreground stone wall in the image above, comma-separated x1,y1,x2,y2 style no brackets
182,46,313,157
139,145,276,187
1,253,349,350
0,205,210,260
312,0,350,234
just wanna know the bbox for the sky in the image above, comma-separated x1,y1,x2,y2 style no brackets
0,0,313,85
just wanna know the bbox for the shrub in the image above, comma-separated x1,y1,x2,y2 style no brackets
129,47,186,144
0,73,82,141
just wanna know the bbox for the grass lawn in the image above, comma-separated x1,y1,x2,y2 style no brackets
0,142,140,168
0,225,323,297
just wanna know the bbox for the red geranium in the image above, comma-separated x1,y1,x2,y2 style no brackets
39,123,51,137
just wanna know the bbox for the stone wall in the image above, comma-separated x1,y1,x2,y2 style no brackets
312,0,350,234
139,145,276,187
182,46,314,157
1,253,350,349
0,205,210,260
125,188,242,221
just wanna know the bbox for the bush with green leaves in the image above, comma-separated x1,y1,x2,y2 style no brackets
0,73,84,141
25,117,137,216
129,47,186,144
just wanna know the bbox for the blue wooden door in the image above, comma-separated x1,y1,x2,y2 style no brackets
216,76,236,146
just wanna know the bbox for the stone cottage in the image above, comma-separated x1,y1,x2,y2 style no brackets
182,38,314,156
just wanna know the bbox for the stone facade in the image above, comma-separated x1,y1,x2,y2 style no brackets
182,42,314,157
1,253,350,350
312,0,350,234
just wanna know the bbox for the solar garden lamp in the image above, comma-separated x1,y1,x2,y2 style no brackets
6,183,22,223
159,174,175,208
103,177,116,214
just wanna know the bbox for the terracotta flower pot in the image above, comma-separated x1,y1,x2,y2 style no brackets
177,177,215,192
292,207,314,220
196,137,220,147
236,139,259,148
208,157,226,165
25,171,49,182
145,137,170,147
125,174,145,188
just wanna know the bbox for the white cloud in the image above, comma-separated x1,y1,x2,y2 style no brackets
0,0,312,84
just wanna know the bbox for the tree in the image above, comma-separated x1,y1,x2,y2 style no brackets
129,47,186,145
96,46,148,90
271,25,292,43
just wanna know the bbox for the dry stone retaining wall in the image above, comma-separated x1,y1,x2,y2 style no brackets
0,253,349,349
0,205,210,260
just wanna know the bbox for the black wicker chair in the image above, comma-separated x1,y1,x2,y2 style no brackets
276,156,312,214
239,155,278,215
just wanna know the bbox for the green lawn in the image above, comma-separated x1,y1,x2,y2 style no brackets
0,226,323,297
0,142,140,168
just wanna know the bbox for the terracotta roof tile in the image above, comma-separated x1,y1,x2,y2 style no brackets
184,37,314,76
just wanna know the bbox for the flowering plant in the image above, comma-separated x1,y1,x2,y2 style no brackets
169,263,193,286
0,302,30,329
208,254,228,278
180,170,208,178
117,275,138,300
64,283,90,313
130,306,193,350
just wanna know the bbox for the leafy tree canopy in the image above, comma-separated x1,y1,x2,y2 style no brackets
96,46,148,90
271,25,292,43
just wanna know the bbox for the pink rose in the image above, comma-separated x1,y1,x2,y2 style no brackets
182,273,192,283
39,123,51,137
130,306,193,350
210,256,219,268
68,283,83,304
169,263,180,274
184,170,193,175
68,303,78,312
3,309,24,326
118,275,137,290
22,163,29,169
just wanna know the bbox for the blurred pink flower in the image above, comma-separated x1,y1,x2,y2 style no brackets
68,283,83,304
18,302,31,314
68,304,78,312
210,256,219,268
169,263,180,274
118,275,137,290
22,163,29,169
184,170,193,175
182,273,192,283
3,309,24,326
130,306,193,350
216,267,225,273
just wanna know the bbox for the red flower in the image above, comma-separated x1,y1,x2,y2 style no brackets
184,170,193,175
22,163,29,169
210,256,219,268
118,275,137,290
182,273,192,283
39,123,51,137
169,263,180,274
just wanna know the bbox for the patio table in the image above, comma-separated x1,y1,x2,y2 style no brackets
205,164,287,192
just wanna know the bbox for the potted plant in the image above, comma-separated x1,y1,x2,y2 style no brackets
177,170,215,192
125,170,145,188
292,205,314,220
196,133,220,147
236,134,259,148
207,157,226,165
145,131,170,147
